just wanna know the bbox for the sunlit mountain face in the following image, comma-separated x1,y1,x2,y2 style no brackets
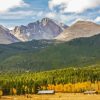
11,18,68,41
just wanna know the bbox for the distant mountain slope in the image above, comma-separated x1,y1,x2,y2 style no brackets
0,34,100,72
55,21,100,41
0,25,19,44
11,18,68,41
1,19,100,44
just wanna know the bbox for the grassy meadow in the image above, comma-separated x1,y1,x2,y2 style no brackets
1,93,100,100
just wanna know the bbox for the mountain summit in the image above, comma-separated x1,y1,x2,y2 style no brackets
11,18,68,41
55,21,100,41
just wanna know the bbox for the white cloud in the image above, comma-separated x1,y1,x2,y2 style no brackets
45,12,56,18
0,11,33,19
94,17,100,22
37,11,44,17
0,0,28,13
49,0,100,13
45,12,76,24
8,27,15,30
70,18,94,25
49,0,67,10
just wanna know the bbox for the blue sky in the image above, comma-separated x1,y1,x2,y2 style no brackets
0,0,100,29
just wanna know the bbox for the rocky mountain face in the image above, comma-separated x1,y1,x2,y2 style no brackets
55,21,100,41
0,25,19,44
11,18,68,41
0,19,100,44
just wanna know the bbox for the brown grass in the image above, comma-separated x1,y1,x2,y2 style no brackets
1,93,100,100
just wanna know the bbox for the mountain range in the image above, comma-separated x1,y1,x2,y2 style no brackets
0,18,100,44
11,18,67,42
0,18,100,72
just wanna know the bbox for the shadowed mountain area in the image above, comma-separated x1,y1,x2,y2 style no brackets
0,25,19,44
0,34,100,72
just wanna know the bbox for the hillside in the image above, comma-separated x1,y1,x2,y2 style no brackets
0,34,100,72
55,21,100,41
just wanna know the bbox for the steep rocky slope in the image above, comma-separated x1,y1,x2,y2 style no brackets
11,18,68,41
0,25,19,44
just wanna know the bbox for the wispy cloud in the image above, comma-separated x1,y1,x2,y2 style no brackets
49,0,100,13
44,12,77,24
0,0,100,28
0,0,28,13
94,17,100,22
0,11,34,19
45,12,56,19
